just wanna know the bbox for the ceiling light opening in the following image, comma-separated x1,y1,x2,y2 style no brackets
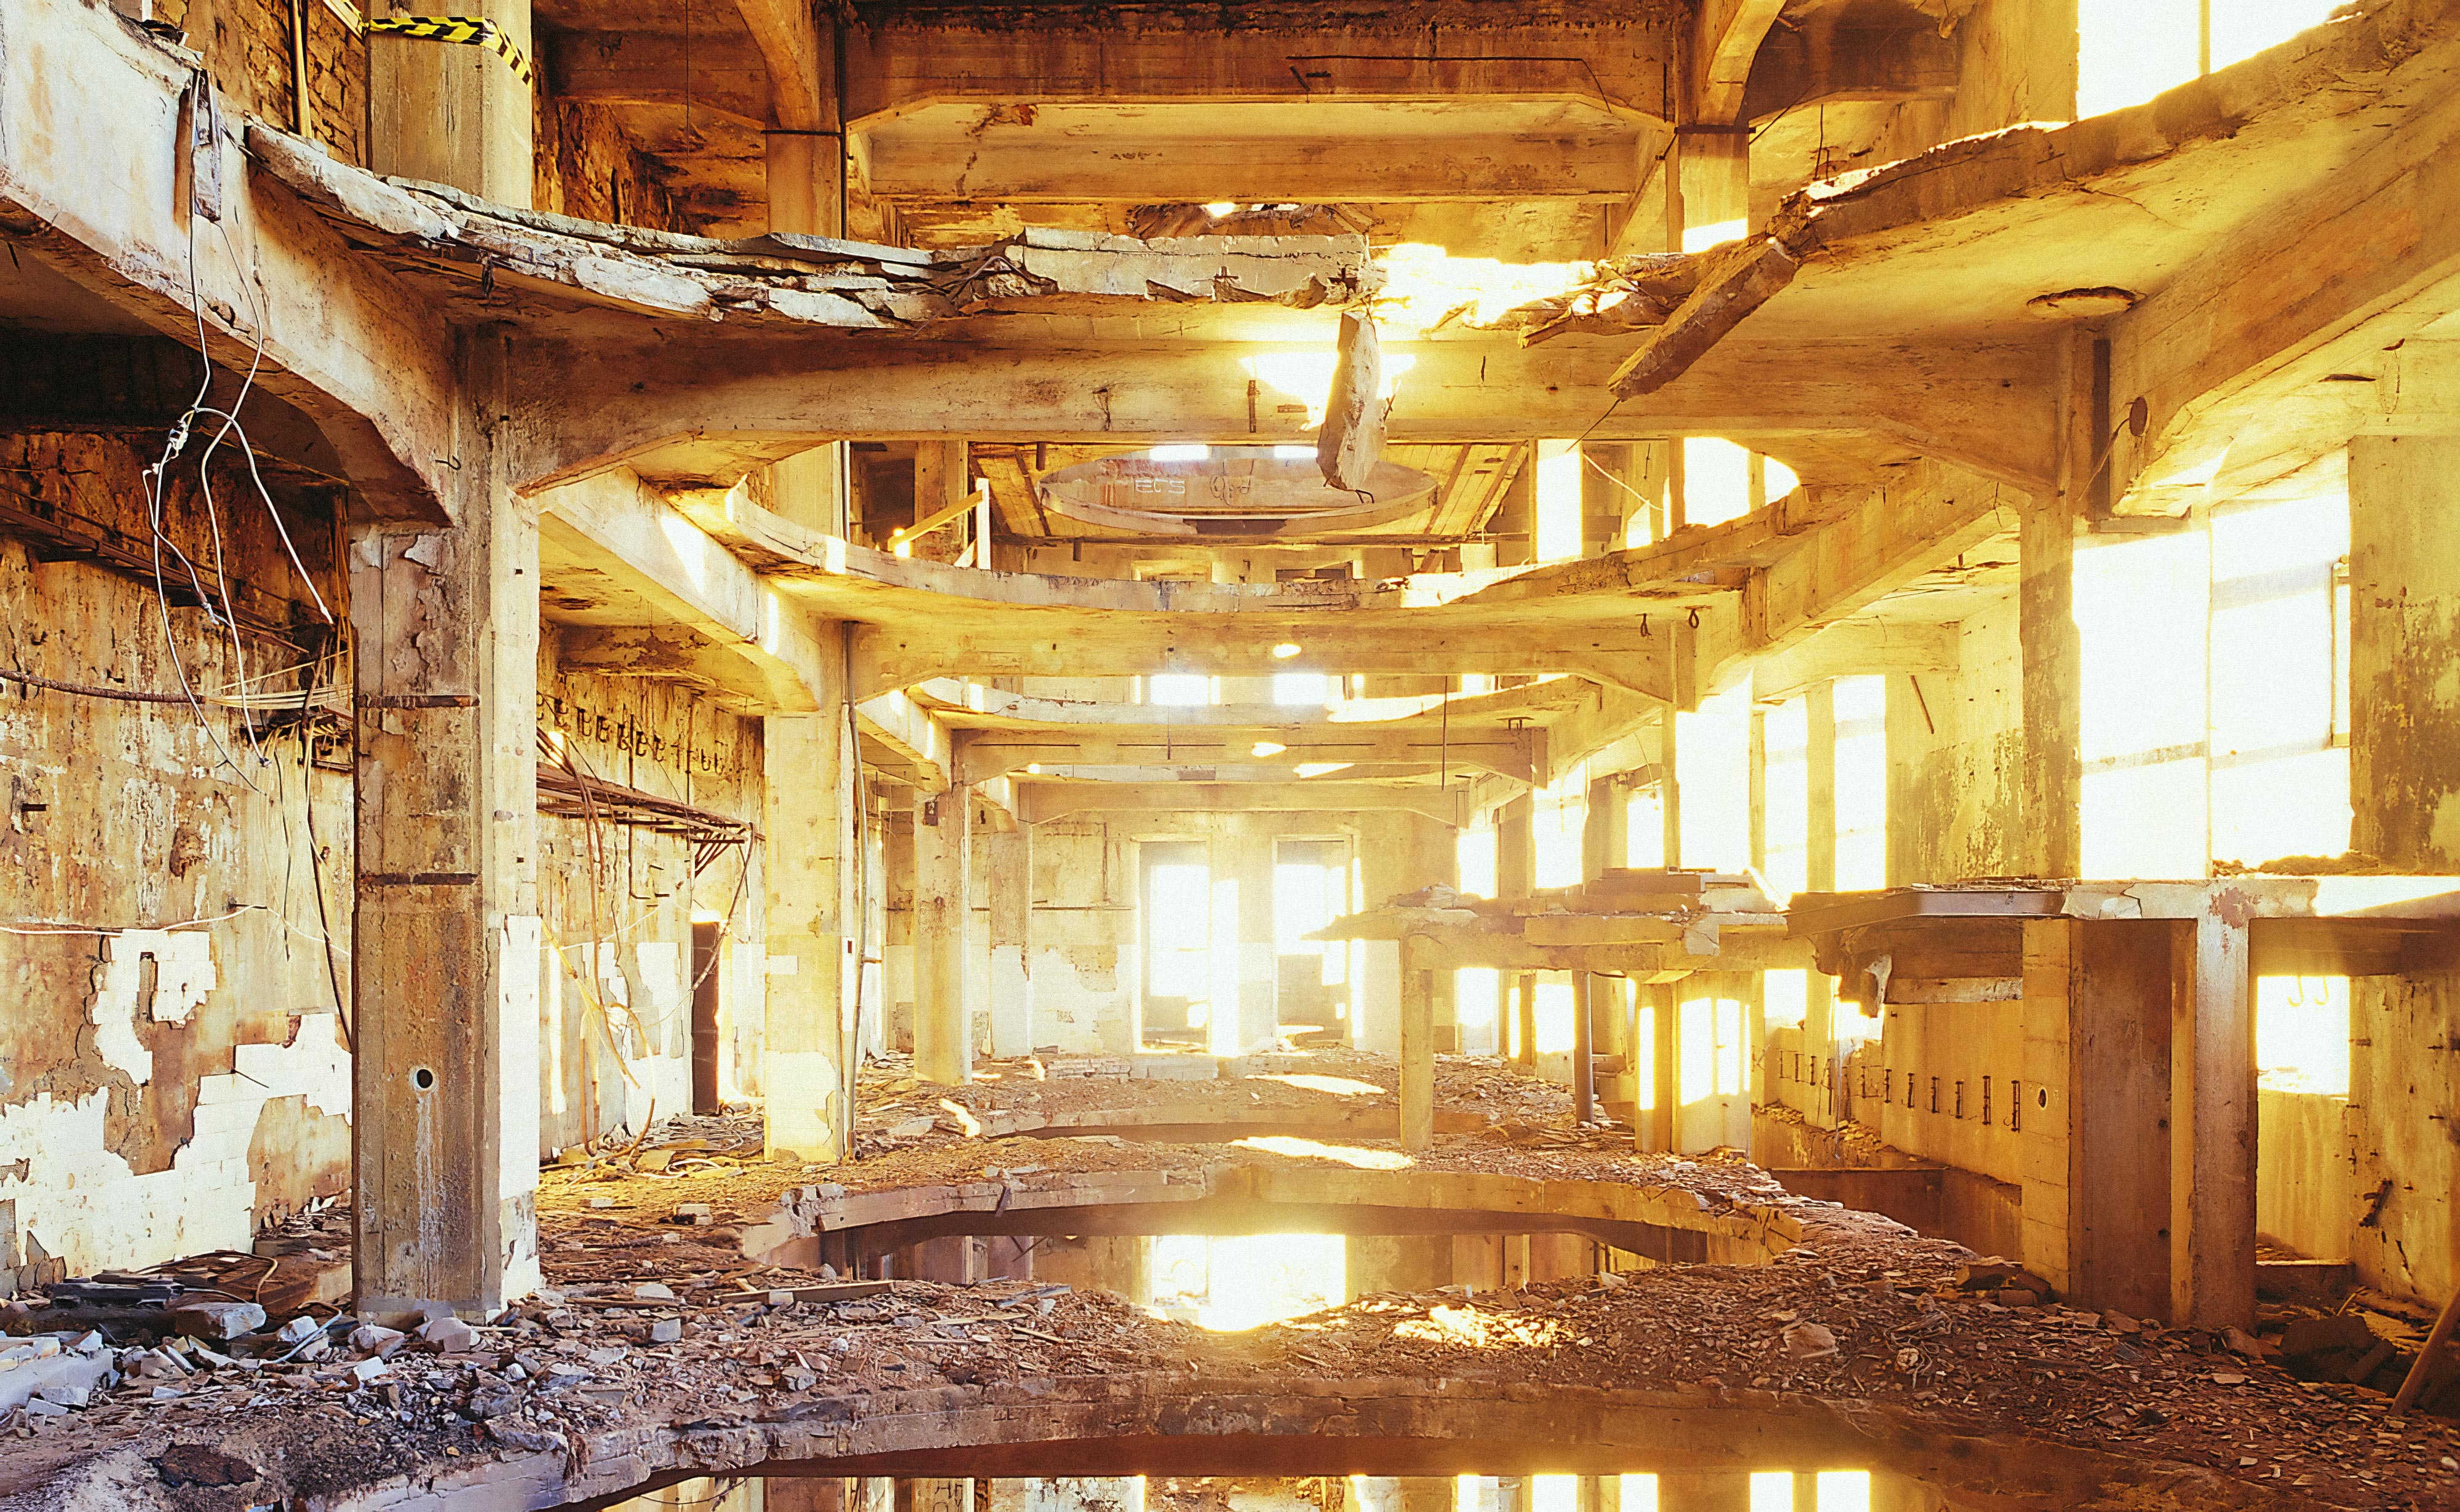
1271,642,1303,659
1250,741,1288,758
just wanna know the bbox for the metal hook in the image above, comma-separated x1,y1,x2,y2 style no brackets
1686,607,1702,630
1638,614,1651,639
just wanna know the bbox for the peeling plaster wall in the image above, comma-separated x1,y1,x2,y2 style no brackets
535,651,763,1151
1888,593,2023,886
0,432,352,1281
1021,819,1133,1055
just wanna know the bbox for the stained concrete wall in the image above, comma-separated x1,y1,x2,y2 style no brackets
534,651,764,1150
2339,974,2460,1305
0,432,352,1283
1887,593,2023,886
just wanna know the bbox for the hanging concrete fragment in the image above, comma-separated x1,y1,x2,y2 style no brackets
1317,312,1385,494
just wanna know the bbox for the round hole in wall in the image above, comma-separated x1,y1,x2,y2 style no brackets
413,1067,437,1091
2036,1088,2049,1108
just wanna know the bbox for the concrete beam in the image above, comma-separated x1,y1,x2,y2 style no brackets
855,688,954,793
732,0,831,132
954,730,1542,786
1749,620,1960,703
535,469,833,714
1017,782,1469,826
861,130,1648,206
1693,0,1789,123
839,20,1674,124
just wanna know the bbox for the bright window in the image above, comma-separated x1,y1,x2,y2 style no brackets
1678,684,1754,871
1834,676,1887,889
1146,673,1215,706
1763,695,1811,899
1273,671,1338,706
1684,438,1756,526
1535,440,1584,561
2256,975,2351,1096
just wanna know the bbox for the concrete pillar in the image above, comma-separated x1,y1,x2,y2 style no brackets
2020,920,2173,1319
910,443,972,562
900,1481,971,1512
913,788,972,1084
1499,796,1536,1064
2018,334,2090,878
2172,911,2255,1328
1031,1235,1148,1304
1654,1474,1749,1512
1230,820,1279,1055
763,655,858,1161
2352,430,2460,866
1400,960,1435,1150
367,0,531,207
883,817,915,1051
350,329,539,1317
987,825,1033,1058
768,1480,852,1512
1645,982,1676,1153
1346,1236,1451,1296
761,130,850,542
766,132,846,240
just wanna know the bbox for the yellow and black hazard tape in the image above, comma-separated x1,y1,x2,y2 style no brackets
364,15,534,85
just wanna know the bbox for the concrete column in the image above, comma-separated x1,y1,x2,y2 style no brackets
1230,820,1280,1055
768,1480,852,1512
1400,960,1435,1150
2352,430,2460,866
761,132,849,542
2020,919,2173,1319
1499,796,1536,1064
987,825,1033,1058
1654,1474,1749,1512
2018,334,2090,878
910,443,972,562
350,329,539,1317
1347,1236,1451,1295
883,817,915,1051
2172,911,2255,1328
367,0,531,206
913,788,972,1084
766,132,846,240
763,659,858,1161
1645,982,1676,1153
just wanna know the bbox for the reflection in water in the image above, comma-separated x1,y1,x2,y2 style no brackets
606,1471,1895,1512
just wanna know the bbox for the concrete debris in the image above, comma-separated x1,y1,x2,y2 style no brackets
167,1301,265,1341
1779,1321,1839,1360
417,1316,478,1352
